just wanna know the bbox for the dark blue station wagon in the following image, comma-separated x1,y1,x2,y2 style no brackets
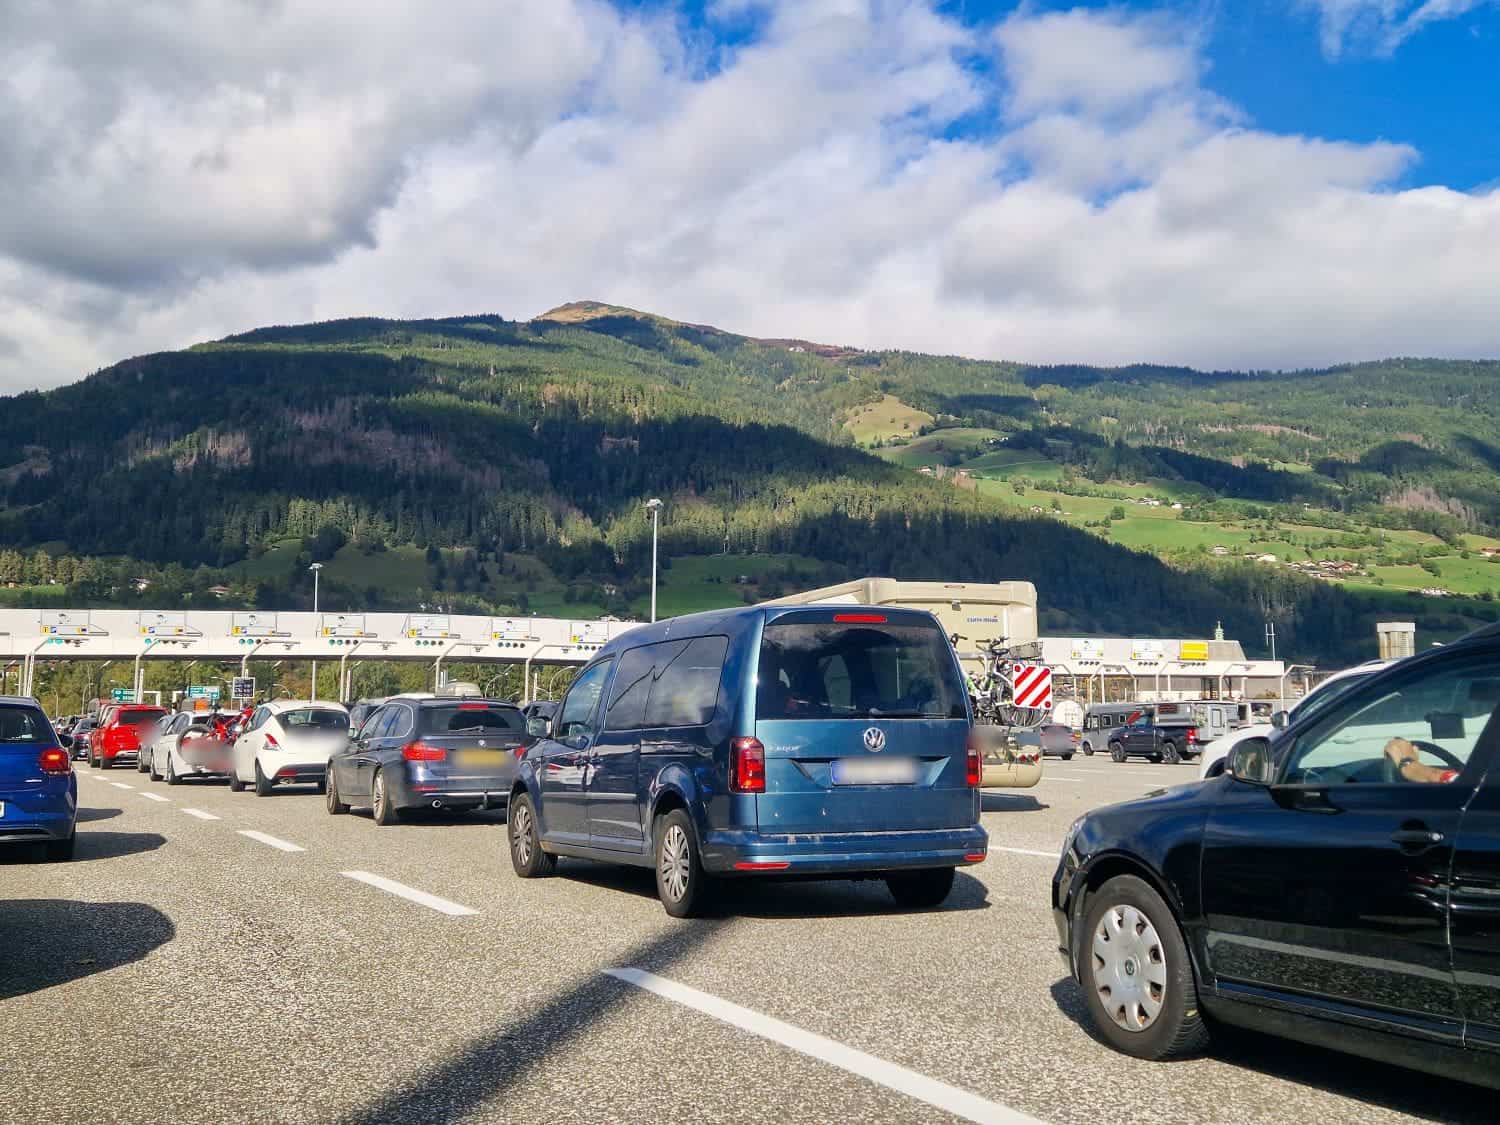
508,605,988,915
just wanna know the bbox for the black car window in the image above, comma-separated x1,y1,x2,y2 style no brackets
645,636,729,728
605,644,666,732
1284,656,1500,786
421,704,525,734
558,660,614,740
384,707,412,741
0,704,53,747
278,708,351,734
356,707,388,740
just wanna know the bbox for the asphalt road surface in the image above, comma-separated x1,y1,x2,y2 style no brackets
1,754,1485,1124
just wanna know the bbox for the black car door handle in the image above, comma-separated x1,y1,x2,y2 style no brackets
1391,827,1445,849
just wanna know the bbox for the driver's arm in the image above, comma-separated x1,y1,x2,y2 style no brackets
1383,737,1460,783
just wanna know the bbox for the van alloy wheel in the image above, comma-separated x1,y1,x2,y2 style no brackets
1092,903,1167,1032
659,824,691,903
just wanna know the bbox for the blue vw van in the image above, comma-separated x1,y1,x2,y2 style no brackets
508,605,987,916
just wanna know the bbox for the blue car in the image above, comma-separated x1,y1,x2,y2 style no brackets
508,605,988,916
0,696,78,861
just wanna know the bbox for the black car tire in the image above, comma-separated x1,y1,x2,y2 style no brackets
1061,753,1074,761
228,766,245,792
1149,753,1163,763
371,769,401,826
1162,742,1181,765
508,794,555,878
1109,743,1126,763
326,768,350,815
1083,744,1094,756
655,809,708,918
166,753,181,785
254,760,274,797
886,866,957,909
149,752,163,781
44,834,76,862
1079,874,1209,1061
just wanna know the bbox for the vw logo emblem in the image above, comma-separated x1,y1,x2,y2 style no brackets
863,727,886,753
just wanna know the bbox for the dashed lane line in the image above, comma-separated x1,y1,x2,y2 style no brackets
339,870,480,917
237,829,305,853
605,968,1045,1125
110,782,134,790
181,808,221,821
139,791,169,803
991,846,1058,858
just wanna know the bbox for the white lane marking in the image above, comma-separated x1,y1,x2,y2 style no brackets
182,808,221,821
237,829,305,853
606,969,1044,1125
991,846,1058,858
339,871,479,917
139,791,169,803
110,782,134,790
1034,776,1082,783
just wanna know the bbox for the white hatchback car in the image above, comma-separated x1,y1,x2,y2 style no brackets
1198,660,1392,778
230,700,351,796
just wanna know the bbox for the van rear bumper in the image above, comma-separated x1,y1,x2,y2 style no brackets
700,825,988,875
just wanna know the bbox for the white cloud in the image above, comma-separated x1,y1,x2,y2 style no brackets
2,1,1499,392
1300,0,1492,56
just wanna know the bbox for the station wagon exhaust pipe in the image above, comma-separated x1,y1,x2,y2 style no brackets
431,800,444,809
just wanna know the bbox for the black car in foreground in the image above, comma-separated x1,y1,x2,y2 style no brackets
1053,623,1500,1089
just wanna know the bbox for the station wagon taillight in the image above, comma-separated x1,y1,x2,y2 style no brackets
965,734,981,787
39,747,71,775
730,737,765,793
403,742,447,762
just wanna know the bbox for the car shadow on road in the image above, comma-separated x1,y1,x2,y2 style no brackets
0,899,174,1000
338,921,726,1125
557,862,990,919
1048,978,1489,1122
75,806,123,823
0,828,166,865
981,793,1049,813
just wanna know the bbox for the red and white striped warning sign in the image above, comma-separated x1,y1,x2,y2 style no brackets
1010,663,1053,711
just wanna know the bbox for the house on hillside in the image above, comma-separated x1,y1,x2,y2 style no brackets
207,585,231,599
1420,586,1452,598
1256,554,1279,564
1210,546,1229,557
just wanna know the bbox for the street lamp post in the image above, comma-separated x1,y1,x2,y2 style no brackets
308,563,323,701
645,498,663,624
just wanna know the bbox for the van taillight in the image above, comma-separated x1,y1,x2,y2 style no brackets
965,734,981,787
1186,728,1199,744
39,747,71,775
403,742,447,762
833,613,887,624
730,737,766,794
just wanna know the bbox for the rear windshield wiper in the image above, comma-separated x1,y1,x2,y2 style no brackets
862,709,926,718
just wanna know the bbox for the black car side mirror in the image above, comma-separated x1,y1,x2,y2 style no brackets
1270,710,1289,730
1229,738,1276,786
59,734,74,749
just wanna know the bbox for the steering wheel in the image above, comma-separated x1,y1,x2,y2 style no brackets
1383,738,1465,782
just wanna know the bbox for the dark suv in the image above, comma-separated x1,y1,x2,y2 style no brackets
1053,624,1500,1089
1107,712,1199,764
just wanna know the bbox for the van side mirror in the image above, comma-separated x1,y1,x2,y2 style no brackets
1270,711,1289,730
526,717,550,739
1229,738,1275,786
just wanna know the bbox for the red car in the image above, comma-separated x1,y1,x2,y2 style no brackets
90,704,168,769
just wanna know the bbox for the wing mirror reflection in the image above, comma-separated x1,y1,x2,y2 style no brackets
1229,737,1276,786
1270,710,1289,730
526,717,551,739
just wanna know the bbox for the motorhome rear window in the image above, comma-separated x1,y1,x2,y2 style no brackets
757,622,966,721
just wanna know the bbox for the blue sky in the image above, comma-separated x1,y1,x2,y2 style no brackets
5,0,1500,388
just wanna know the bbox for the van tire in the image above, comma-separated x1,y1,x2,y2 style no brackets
508,794,555,878
1109,743,1126,763
1083,744,1095,756
1162,742,1181,765
655,809,708,918
886,867,956,909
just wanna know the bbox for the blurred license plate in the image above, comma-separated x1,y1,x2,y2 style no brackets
0,802,5,817
831,757,918,786
459,749,507,766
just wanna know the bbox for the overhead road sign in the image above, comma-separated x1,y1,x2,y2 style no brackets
111,688,136,703
231,676,256,700
231,612,282,638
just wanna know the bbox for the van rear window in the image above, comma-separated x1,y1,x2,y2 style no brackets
757,622,967,721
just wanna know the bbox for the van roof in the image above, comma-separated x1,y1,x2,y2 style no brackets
594,603,948,662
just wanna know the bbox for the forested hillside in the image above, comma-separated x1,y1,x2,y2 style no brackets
1,302,1496,665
